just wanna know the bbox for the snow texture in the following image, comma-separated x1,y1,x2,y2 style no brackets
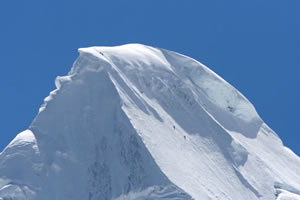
0,44,300,200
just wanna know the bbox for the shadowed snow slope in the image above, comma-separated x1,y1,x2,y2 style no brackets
1,44,300,200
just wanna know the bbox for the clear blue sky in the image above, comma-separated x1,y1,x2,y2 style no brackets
0,0,299,155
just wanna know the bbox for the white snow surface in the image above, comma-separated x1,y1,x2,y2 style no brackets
1,44,300,200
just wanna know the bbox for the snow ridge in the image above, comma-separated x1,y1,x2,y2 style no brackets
1,44,300,200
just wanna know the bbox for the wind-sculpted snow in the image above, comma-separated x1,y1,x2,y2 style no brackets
0,44,300,200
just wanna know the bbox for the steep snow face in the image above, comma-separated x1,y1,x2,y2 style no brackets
1,44,300,200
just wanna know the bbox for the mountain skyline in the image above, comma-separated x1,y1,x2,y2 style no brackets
1,1,299,156
1,44,299,199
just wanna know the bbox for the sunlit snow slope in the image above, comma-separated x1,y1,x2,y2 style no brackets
1,44,300,200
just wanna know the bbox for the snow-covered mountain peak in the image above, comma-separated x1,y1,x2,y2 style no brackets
1,44,300,200
71,44,261,136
